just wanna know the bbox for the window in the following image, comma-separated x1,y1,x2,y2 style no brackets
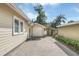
15,19,19,33
13,16,24,35
20,22,23,32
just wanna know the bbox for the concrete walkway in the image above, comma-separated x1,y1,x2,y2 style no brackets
6,37,67,56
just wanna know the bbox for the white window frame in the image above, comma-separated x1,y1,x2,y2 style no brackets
19,20,24,33
13,16,24,35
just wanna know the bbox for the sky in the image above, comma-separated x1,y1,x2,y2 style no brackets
16,3,79,23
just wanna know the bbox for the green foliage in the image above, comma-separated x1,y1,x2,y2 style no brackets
34,4,47,25
51,15,66,28
56,35,79,52
68,20,74,23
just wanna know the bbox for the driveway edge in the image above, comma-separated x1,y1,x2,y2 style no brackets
55,41,78,56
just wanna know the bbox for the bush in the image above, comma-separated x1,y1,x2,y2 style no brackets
56,35,79,53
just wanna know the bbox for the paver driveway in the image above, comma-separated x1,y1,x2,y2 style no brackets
6,37,67,56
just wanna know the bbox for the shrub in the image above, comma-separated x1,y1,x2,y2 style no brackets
56,35,79,53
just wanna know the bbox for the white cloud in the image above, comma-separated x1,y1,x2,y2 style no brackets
74,8,79,13
26,12,37,20
32,3,60,7
40,3,60,6
67,17,79,21
74,4,79,13
17,4,37,20
23,10,37,20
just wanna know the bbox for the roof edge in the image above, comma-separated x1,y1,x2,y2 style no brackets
57,21,79,27
6,3,31,22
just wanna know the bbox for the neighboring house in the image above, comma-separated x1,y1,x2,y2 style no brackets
0,3,30,55
46,26,56,37
30,23,47,37
57,21,79,40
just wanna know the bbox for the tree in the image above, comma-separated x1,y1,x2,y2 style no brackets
34,4,47,25
51,15,66,28
68,20,74,23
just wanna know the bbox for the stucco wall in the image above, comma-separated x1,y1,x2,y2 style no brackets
58,24,79,40
0,4,29,55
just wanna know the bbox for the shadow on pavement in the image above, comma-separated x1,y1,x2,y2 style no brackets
26,37,41,42
26,36,47,42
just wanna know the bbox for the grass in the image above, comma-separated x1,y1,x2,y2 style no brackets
55,35,79,54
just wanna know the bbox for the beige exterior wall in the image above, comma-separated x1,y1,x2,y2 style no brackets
33,26,44,37
0,4,12,28
0,4,29,55
24,22,29,38
58,24,79,40
32,24,47,37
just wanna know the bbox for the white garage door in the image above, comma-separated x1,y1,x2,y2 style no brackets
32,27,44,37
